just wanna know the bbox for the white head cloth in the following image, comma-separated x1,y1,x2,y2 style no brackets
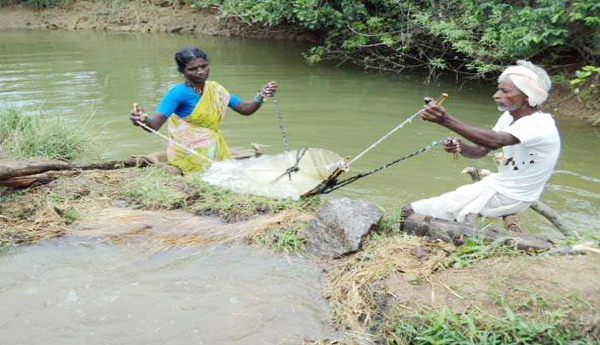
499,61,551,107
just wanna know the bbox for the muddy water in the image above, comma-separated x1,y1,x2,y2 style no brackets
1,29,599,342
0,240,335,344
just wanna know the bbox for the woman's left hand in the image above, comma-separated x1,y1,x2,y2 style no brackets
260,81,277,98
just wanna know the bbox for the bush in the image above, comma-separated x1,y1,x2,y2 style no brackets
193,0,600,80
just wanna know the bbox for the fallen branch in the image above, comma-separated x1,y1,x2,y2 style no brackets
0,157,150,180
0,170,81,188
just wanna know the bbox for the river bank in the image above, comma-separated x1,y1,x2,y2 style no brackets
0,1,314,41
0,1,598,126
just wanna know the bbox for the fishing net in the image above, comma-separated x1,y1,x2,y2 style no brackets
202,148,346,200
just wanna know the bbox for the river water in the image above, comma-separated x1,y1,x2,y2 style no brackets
1,30,600,343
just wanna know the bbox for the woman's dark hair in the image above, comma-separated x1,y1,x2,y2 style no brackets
174,47,209,74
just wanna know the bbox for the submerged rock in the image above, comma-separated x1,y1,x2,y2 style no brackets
303,198,383,258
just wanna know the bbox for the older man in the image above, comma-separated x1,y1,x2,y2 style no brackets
406,60,561,222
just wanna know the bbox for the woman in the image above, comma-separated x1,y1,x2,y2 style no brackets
130,46,277,172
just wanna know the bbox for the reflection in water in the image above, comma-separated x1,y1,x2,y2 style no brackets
0,241,336,344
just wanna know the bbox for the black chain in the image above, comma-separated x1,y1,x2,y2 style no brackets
320,138,445,194
272,94,291,152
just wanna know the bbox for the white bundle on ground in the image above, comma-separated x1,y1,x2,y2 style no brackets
202,148,345,199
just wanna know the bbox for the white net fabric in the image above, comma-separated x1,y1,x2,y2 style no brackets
202,148,345,199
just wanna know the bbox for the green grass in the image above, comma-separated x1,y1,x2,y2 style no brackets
258,221,307,254
1,107,93,161
122,167,188,209
390,289,597,345
448,235,524,269
62,207,80,225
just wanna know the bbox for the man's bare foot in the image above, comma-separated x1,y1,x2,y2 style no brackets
503,214,523,234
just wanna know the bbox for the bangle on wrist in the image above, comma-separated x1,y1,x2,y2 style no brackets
254,90,264,104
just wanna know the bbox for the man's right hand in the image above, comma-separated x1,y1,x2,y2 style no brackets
420,98,448,124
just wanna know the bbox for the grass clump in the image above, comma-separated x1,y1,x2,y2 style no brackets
0,107,93,161
258,221,307,255
122,167,187,209
448,235,524,269
390,289,598,344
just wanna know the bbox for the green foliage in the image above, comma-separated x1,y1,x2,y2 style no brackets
194,0,600,79
187,172,322,221
570,65,600,99
377,208,405,233
0,107,93,161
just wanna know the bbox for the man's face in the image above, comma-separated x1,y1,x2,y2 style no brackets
493,79,528,112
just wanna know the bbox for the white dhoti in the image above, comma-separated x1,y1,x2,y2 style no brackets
411,179,532,222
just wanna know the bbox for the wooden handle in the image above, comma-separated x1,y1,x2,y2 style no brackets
436,93,449,106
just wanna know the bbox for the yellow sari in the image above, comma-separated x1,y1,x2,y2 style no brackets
166,81,232,172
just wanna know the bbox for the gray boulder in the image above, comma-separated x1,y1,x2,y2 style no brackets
303,198,383,258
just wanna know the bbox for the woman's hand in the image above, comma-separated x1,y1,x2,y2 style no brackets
260,81,277,98
130,104,147,126
420,97,448,124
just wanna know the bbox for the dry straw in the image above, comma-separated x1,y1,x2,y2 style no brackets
324,234,452,331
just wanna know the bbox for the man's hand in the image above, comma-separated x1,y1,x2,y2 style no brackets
443,136,462,155
420,97,448,124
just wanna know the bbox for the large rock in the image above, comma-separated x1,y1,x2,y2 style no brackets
303,198,383,258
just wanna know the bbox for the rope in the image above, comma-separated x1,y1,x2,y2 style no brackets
272,147,308,182
320,138,444,194
347,93,448,167
347,110,423,166
135,120,213,163
273,94,291,152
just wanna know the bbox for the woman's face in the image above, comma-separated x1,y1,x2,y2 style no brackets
183,58,210,84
